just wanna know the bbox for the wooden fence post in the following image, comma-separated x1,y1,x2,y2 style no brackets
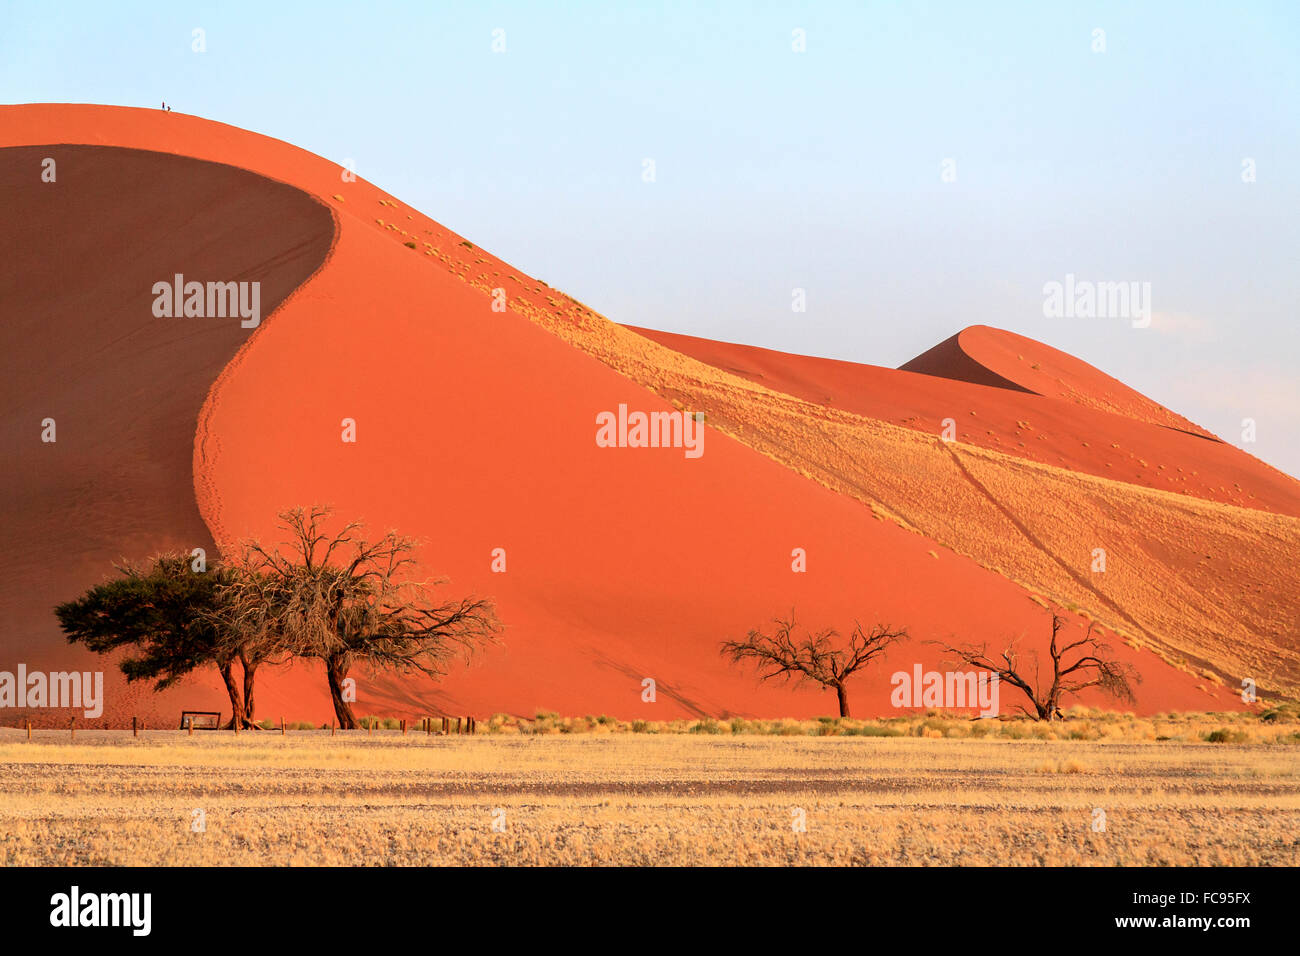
132,716,138,738
187,716,193,736
281,716,286,736
330,722,335,737
70,717,75,741
26,719,31,741
368,719,372,737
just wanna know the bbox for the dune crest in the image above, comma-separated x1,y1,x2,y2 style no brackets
903,325,1219,439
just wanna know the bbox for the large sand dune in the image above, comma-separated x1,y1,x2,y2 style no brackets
2,104,1294,725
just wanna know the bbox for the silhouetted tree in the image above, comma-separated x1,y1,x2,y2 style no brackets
211,567,286,727
721,612,907,717
934,613,1138,720
55,554,255,726
230,506,501,729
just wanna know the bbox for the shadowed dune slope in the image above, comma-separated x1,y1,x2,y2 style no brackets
0,143,334,722
0,105,1284,724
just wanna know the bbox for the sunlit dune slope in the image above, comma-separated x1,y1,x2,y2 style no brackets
626,326,1300,517
1,104,1288,725
606,327,1300,699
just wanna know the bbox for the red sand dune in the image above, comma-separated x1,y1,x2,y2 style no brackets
627,326,1300,517
902,325,1218,439
1,104,1289,726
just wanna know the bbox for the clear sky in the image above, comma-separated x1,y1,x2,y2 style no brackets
4,1,1297,474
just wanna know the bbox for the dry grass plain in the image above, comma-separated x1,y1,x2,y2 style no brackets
1,714,1296,866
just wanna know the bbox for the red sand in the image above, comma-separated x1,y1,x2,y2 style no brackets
903,325,1219,439
627,326,1300,517
0,104,1276,724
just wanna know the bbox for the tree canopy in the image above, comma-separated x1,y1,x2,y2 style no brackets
223,506,501,728
721,611,907,717
55,554,256,725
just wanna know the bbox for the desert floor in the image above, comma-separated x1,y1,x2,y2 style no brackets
0,726,1296,866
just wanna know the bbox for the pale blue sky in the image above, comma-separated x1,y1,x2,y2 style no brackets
4,1,1297,474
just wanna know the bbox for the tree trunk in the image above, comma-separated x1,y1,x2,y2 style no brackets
327,654,357,729
241,654,258,728
218,661,246,729
835,682,850,718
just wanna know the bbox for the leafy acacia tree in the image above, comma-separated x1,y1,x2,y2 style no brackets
721,612,907,717
54,554,258,727
934,614,1139,720
229,506,501,729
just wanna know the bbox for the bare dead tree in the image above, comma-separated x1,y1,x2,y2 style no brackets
227,506,501,728
721,612,907,717
933,613,1139,720
212,559,293,727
